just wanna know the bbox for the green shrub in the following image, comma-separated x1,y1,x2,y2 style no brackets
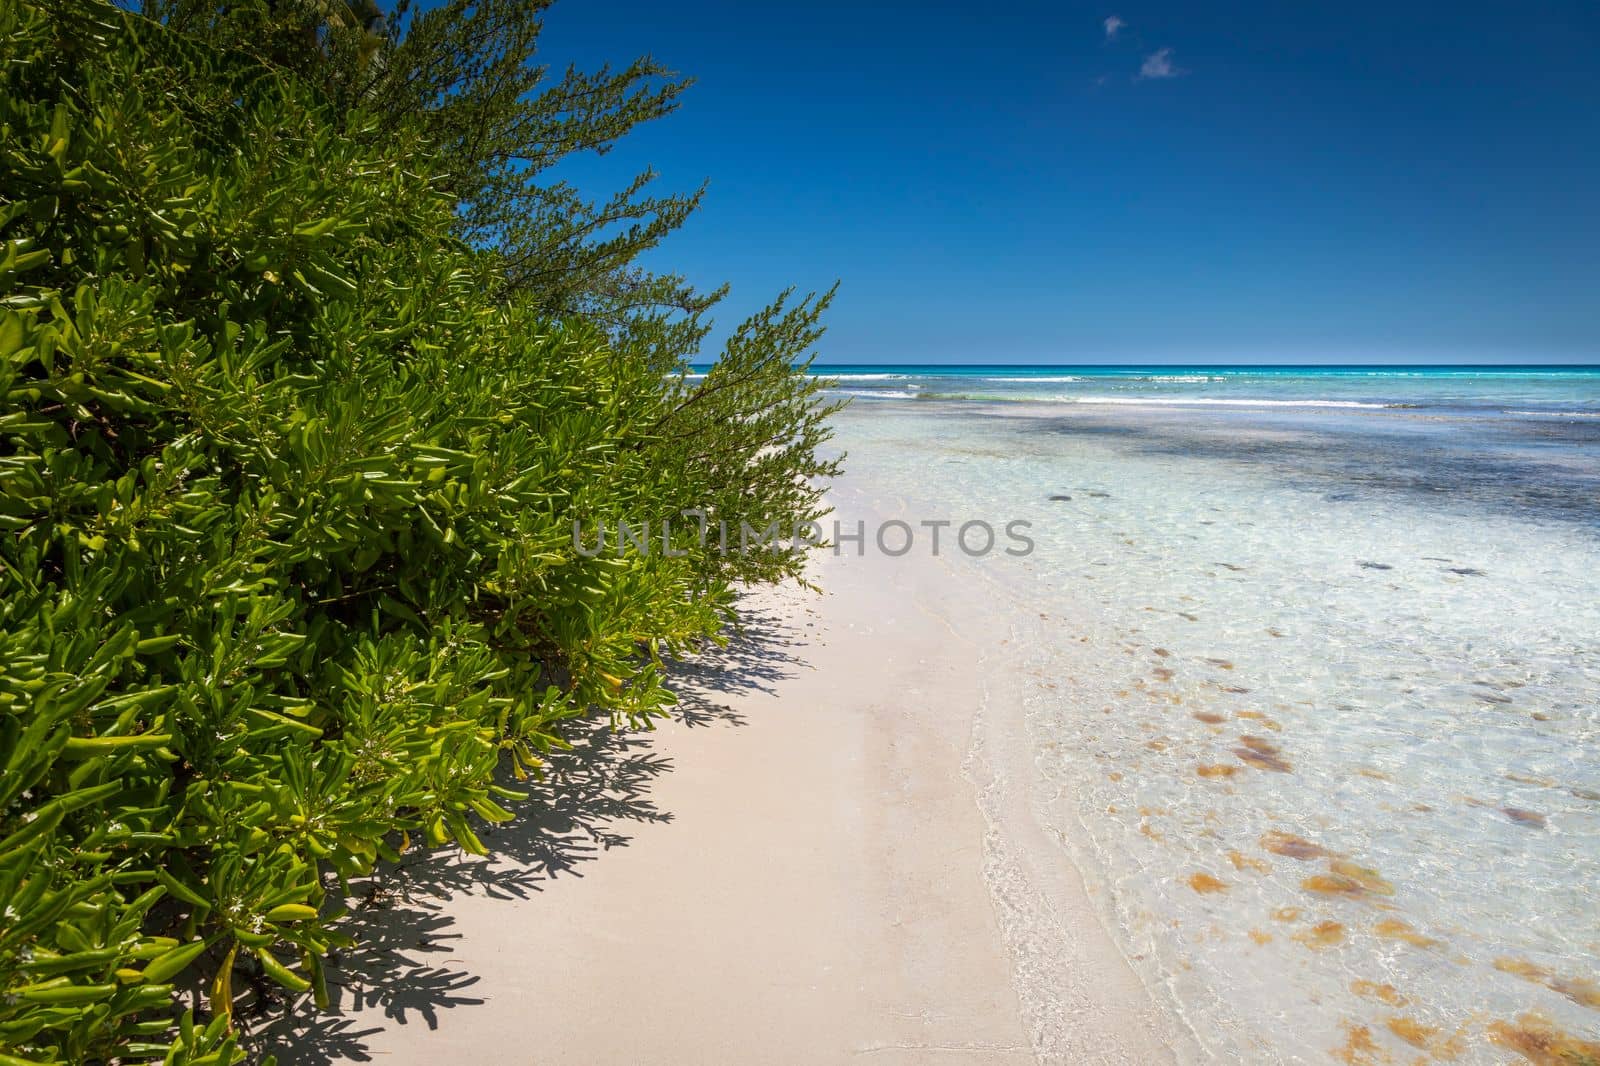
0,3,838,1062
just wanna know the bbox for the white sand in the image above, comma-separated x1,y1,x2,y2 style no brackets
268,502,1184,1064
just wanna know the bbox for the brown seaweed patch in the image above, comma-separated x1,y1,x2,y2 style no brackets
1330,859,1394,894
1503,807,1547,829
1152,667,1174,681
1373,918,1441,949
1196,764,1238,779
1193,711,1227,724
1261,830,1330,860
1487,1013,1600,1066
1332,1022,1388,1065
1153,647,1171,657
1236,710,1281,730
1228,850,1271,873
1249,929,1272,945
1204,657,1236,670
1385,1016,1466,1060
1385,1016,1436,1049
1497,957,1549,980
1303,874,1361,896
1272,906,1303,922
1435,1030,1468,1061
1233,735,1292,772
1351,980,1409,1007
1188,871,1228,894
1494,958,1600,1011
1304,859,1395,899
1295,920,1346,950
1550,975,1600,1012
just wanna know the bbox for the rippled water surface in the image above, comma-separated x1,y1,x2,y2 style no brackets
824,369,1600,1064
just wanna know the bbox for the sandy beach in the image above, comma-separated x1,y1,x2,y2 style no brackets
264,488,1182,1065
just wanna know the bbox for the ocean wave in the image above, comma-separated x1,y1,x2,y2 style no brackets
1129,375,1227,383
828,372,910,380
1505,409,1600,419
902,391,1407,409
827,380,921,392
963,373,1227,385
836,388,921,399
1058,396,1402,409
978,375,1086,383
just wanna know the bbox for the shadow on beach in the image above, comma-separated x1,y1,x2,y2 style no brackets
251,602,805,1065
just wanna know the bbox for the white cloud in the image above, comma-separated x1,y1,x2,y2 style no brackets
1138,47,1184,79
1103,15,1125,39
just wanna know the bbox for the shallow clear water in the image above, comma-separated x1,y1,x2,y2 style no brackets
823,367,1600,1064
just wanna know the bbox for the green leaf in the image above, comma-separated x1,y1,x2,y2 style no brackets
140,939,210,984
61,734,172,758
253,950,311,994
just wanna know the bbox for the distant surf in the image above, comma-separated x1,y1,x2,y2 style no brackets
960,395,1401,409
761,363,1600,421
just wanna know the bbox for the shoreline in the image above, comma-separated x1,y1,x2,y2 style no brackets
266,492,1183,1065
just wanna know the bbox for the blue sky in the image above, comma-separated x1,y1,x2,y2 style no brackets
538,1,1599,365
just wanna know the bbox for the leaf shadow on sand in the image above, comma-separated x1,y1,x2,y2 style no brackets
250,604,807,1065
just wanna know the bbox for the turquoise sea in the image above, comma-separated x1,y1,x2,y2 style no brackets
805,364,1600,1063
815,362,1600,414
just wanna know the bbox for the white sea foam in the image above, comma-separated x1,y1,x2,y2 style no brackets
1055,395,1398,409
978,375,1086,383
835,388,920,399
1506,408,1600,419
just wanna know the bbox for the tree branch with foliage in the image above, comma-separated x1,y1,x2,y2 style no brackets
0,0,842,1062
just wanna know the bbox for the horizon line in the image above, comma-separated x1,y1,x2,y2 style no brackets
686,361,1600,370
